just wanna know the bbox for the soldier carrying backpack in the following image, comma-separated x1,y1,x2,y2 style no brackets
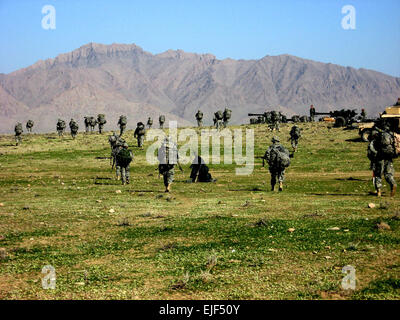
289,125,302,152
214,110,223,130
195,110,203,127
26,120,34,133
57,119,66,137
69,119,79,139
369,122,397,197
147,117,153,129
262,136,290,191
223,108,232,128
134,122,146,148
118,115,127,136
116,142,133,185
159,115,165,129
97,114,107,134
157,138,183,192
14,122,23,146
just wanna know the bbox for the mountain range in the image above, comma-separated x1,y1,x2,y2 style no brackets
1,42,399,133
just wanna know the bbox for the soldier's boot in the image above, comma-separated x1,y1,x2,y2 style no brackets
165,184,171,193
391,185,396,197
377,189,382,197
271,183,275,191
278,182,283,192
126,179,130,185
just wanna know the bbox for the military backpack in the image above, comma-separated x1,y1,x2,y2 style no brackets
116,148,133,167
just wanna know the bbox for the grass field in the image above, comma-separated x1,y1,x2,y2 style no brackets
0,122,399,300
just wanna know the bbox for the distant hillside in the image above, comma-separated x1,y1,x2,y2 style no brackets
1,42,399,133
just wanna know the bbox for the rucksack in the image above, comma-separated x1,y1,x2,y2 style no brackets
196,111,203,119
116,148,133,167
215,111,223,120
269,146,290,168
15,124,23,134
97,115,106,125
119,116,127,126
379,131,396,159
159,115,165,123
224,109,232,120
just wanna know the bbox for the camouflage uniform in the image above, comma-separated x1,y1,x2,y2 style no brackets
84,117,90,133
223,108,232,128
158,139,179,192
14,123,23,145
134,122,146,148
195,110,203,127
116,143,133,185
97,114,107,134
69,119,79,139
263,136,290,191
118,115,127,136
369,125,397,196
89,116,97,133
26,120,34,133
214,111,223,130
159,115,165,129
147,117,153,129
57,119,66,137
110,134,125,180
361,109,367,121
290,125,301,152
395,98,400,106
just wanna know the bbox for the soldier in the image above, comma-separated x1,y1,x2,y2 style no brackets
195,110,203,127
289,125,301,152
262,136,290,192
14,122,23,146
97,114,107,134
116,142,133,185
310,105,316,122
147,117,153,129
89,116,97,133
111,135,125,181
369,122,397,197
118,115,127,136
84,117,90,133
157,138,183,192
189,154,215,183
223,108,232,128
26,120,34,133
361,108,367,121
69,118,79,139
159,115,165,129
214,110,224,130
56,119,66,137
134,122,146,148
269,111,280,131
395,98,400,106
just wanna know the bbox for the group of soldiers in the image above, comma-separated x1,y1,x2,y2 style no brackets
194,107,232,130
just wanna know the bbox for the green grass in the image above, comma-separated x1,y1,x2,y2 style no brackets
0,123,399,300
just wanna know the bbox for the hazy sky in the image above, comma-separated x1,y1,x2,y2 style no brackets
0,0,399,76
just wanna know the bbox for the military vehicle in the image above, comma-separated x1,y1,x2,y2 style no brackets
358,106,400,141
314,109,358,127
248,111,288,124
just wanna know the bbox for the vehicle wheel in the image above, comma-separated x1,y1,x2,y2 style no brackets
335,116,346,127
361,129,371,142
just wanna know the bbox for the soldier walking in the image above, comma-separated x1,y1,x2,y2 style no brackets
84,117,90,134
269,111,280,131
116,142,133,185
97,114,107,134
223,108,232,128
289,125,301,152
214,110,224,130
157,138,183,192
195,110,203,127
368,122,397,197
26,120,34,133
14,122,23,146
262,136,290,191
159,115,165,129
118,115,127,136
147,117,153,129
134,122,146,148
57,119,66,137
69,118,79,139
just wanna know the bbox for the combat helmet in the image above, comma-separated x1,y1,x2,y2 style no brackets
271,136,280,143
